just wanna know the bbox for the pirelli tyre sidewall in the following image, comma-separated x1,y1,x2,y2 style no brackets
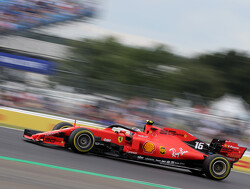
203,154,231,180
53,122,73,130
69,128,95,153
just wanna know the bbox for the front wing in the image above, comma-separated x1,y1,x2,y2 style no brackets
23,129,66,147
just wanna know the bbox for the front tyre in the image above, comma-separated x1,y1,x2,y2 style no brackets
69,128,95,153
203,154,231,180
53,122,73,130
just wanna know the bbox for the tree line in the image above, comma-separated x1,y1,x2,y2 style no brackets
56,37,250,103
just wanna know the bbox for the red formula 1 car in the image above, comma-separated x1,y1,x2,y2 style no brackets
23,120,247,180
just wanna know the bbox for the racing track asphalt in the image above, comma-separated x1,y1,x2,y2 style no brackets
0,127,249,189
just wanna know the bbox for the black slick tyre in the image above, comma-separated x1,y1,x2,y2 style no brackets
203,154,231,180
69,128,95,153
53,122,73,130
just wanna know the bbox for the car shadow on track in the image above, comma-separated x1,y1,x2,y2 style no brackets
22,138,73,152
22,138,209,181
95,153,207,179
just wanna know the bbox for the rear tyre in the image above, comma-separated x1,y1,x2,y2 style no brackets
53,122,73,130
203,154,231,180
69,128,95,153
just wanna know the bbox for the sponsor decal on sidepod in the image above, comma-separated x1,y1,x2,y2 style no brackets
169,148,188,158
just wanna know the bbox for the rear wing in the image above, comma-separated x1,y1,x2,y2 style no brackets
209,139,247,162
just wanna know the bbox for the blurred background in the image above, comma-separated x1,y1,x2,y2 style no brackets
0,0,250,148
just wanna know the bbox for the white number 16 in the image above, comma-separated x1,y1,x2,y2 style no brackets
195,142,204,150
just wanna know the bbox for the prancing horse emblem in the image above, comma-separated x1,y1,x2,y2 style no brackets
118,136,123,143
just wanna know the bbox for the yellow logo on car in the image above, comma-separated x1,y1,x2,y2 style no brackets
143,142,155,153
118,136,123,143
160,146,166,155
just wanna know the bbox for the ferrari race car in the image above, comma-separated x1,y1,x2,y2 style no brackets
23,120,247,180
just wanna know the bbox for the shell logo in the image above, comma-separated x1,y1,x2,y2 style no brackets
143,141,156,153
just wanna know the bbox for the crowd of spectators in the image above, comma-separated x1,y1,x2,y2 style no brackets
0,0,95,33
1,87,250,148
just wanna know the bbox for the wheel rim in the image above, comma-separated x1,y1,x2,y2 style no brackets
77,134,91,149
212,160,227,175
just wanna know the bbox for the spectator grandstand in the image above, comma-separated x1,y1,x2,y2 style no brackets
0,0,95,34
